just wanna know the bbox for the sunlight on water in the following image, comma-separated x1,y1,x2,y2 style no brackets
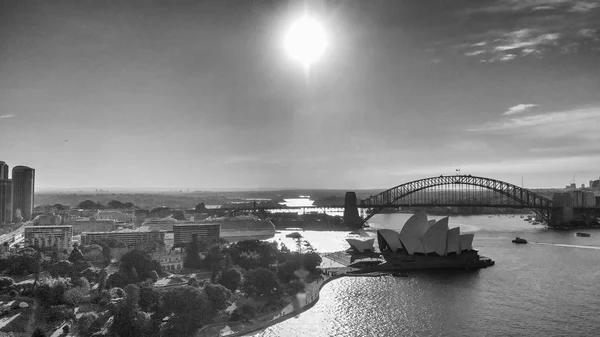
255,214,600,337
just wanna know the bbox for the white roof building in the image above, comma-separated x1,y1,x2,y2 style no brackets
346,238,375,252
375,214,473,256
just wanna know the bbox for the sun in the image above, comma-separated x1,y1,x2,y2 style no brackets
284,14,328,69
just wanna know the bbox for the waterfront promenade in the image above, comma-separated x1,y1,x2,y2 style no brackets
197,255,358,337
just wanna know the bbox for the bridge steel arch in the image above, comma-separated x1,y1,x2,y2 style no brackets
360,175,555,224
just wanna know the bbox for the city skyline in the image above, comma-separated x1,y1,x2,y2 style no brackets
1,0,599,190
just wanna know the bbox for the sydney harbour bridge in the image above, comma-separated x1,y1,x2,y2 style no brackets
220,175,599,229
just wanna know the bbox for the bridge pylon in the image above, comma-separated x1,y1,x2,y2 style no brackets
344,192,362,230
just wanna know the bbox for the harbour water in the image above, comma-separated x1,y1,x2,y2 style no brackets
255,214,600,337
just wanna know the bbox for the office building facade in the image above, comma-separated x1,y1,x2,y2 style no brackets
24,225,73,250
11,166,35,222
0,179,11,224
0,162,10,224
173,223,220,245
80,230,166,247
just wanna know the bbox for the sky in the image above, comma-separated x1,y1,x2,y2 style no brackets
1,0,599,191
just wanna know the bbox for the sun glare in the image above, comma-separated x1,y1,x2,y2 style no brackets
284,15,327,70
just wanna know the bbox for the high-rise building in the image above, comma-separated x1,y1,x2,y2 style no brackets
0,161,10,224
11,166,35,222
0,161,8,180
0,179,11,224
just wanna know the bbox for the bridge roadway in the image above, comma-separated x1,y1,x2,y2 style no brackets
211,203,562,212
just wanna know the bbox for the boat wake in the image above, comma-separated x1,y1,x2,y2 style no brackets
535,242,600,250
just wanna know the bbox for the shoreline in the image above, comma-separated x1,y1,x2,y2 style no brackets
197,269,352,337
235,272,347,337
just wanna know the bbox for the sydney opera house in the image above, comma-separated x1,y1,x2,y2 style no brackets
346,212,494,270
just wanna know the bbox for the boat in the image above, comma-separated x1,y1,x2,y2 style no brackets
512,237,527,244
286,232,303,239
392,272,409,277
576,232,591,237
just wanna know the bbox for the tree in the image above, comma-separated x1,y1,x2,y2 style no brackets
219,268,242,292
277,259,302,283
124,284,140,309
34,277,72,307
204,243,225,283
232,240,278,268
110,285,148,337
106,272,128,289
302,252,322,272
77,200,104,209
107,200,125,209
53,203,68,211
139,283,160,312
119,250,163,283
47,260,74,278
194,203,208,213
203,283,232,310
0,276,14,291
160,286,213,335
68,243,85,263
31,328,46,337
184,234,202,269
241,268,281,299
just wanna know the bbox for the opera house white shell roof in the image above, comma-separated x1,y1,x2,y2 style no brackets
376,213,474,256
346,238,375,252
423,217,449,255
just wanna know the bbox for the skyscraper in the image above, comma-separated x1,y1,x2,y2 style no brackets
0,161,10,224
11,166,35,222
0,161,8,180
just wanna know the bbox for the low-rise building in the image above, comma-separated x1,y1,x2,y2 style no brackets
24,225,73,249
32,213,63,226
151,251,184,272
68,209,100,219
173,223,220,245
80,230,166,247
97,210,135,223
66,218,117,235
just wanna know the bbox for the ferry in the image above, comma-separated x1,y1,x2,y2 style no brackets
512,237,527,244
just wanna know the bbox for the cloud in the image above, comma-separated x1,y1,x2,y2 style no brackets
503,104,539,115
0,114,15,119
469,107,600,140
570,1,599,12
452,0,600,62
